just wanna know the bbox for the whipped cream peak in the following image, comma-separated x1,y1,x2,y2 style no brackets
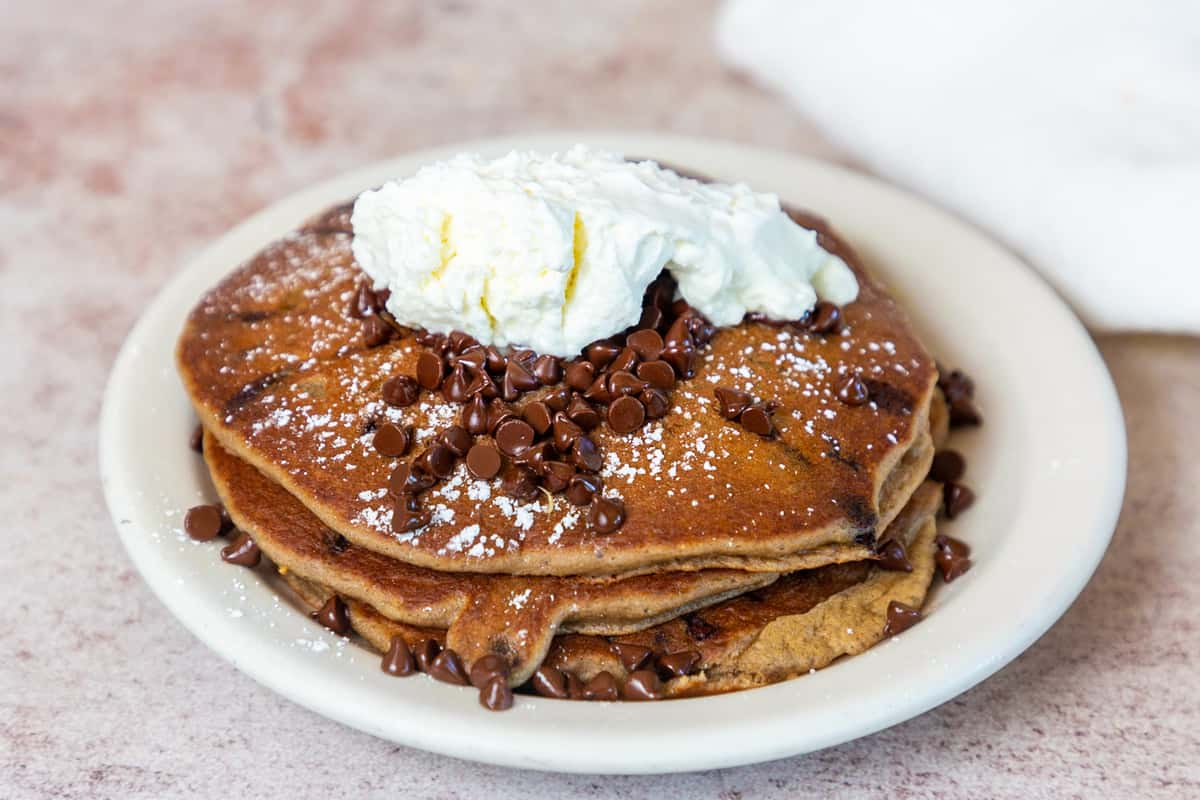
351,146,858,357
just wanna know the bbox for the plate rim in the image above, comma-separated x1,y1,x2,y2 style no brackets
99,131,1127,774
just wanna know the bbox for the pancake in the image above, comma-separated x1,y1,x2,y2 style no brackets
205,432,777,682
178,202,937,576
278,482,941,695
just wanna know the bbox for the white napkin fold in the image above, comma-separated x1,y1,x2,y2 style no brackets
717,0,1200,333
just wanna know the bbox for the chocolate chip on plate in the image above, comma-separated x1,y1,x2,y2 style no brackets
312,596,350,636
381,636,416,676
184,504,224,541
882,601,922,637
429,649,470,685
656,650,701,678
622,670,664,701
469,654,510,689
876,539,913,572
581,670,619,701
929,450,966,482
530,664,570,699
220,532,261,567
480,675,514,711
413,638,440,672
934,534,972,582
610,642,654,673
943,481,976,518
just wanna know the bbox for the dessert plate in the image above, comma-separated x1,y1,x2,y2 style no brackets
99,132,1125,774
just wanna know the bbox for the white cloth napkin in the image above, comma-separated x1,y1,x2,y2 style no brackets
717,0,1200,333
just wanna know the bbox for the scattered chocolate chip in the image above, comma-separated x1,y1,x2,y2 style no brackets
584,374,615,404
837,374,870,406
189,424,204,453
515,440,553,473
656,650,701,678
943,482,976,518
462,395,490,435
930,450,966,482
565,473,600,506
543,386,571,412
564,361,596,391
532,355,562,385
413,639,441,672
610,347,640,375
567,396,601,429
661,344,696,379
637,360,676,390
392,496,432,532
586,342,621,370
664,316,692,349
448,330,478,353
566,672,586,700
495,418,535,456
948,396,983,427
382,375,420,407
639,303,664,331
438,426,472,458
608,395,646,434
469,654,510,689
714,387,751,420
542,461,575,492
626,329,665,361
876,539,913,572
883,601,923,637
484,346,508,374
500,466,540,502
381,635,416,676
531,664,569,699
452,347,487,373
640,387,670,419
510,348,537,369
390,462,436,495
589,496,626,533
415,330,447,351
570,436,602,472
504,360,540,400
622,670,664,701
480,675,514,711
610,643,654,672
685,313,716,344
608,370,646,397
808,301,842,334
417,443,457,478
442,364,471,402
184,504,224,542
938,368,975,402
428,649,470,685
684,613,717,641
220,532,261,567
582,671,619,701
934,534,972,582
552,414,584,453
373,423,412,457
362,315,392,347
351,283,379,318
739,405,774,437
466,443,503,480
466,368,499,400
523,401,553,435
416,351,446,390
312,596,350,636
486,399,517,434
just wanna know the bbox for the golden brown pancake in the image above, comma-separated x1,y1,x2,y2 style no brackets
278,482,941,695
178,203,937,576
205,432,777,681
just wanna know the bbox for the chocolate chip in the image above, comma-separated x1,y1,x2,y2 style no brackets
930,450,966,482
381,635,416,676
589,496,626,533
948,396,983,427
351,283,379,318
684,613,717,641
417,443,457,478
442,364,471,402
626,329,665,361
531,664,569,699
808,301,842,334
664,316,692,350
610,642,653,672
220,532,261,567
876,539,913,572
608,370,646,397
495,418,535,456
552,414,584,452
542,460,575,492
469,654,510,689
184,504,224,541
439,426,473,457
515,440,554,473
462,395,490,435
311,596,350,636
500,466,540,502
466,369,498,400
607,395,645,434
943,482,976,518
415,330,447,351
714,387,751,420
637,360,676,390
428,649,470,685
382,375,420,407
486,399,516,434
640,387,670,419
610,347,640,375
373,423,412,457
938,368,975,402
685,312,716,344
532,355,562,385
566,473,602,506
503,360,540,400
837,374,870,406
883,601,922,637
484,346,508,373
392,496,431,532
416,351,446,390
622,670,664,701
189,424,204,453
413,638,440,672
570,436,602,472
564,361,596,391
661,344,696,379
584,374,615,404
656,650,700,678
479,675,514,711
739,405,774,437
448,330,478,353
582,671,619,701
934,534,972,582
326,533,350,555
543,386,571,412
639,303,664,331
510,348,537,368
586,342,621,370
567,395,601,429
390,462,436,495
362,315,392,347
466,444,503,480
522,401,553,435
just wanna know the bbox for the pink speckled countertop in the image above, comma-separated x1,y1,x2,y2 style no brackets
2,2,1197,797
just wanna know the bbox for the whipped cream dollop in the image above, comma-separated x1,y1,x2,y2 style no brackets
351,146,858,357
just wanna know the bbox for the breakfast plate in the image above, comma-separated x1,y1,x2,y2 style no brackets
99,132,1125,773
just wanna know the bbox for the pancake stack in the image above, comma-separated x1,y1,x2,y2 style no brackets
177,199,979,709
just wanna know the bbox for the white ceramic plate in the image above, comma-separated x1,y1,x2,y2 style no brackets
100,133,1125,774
